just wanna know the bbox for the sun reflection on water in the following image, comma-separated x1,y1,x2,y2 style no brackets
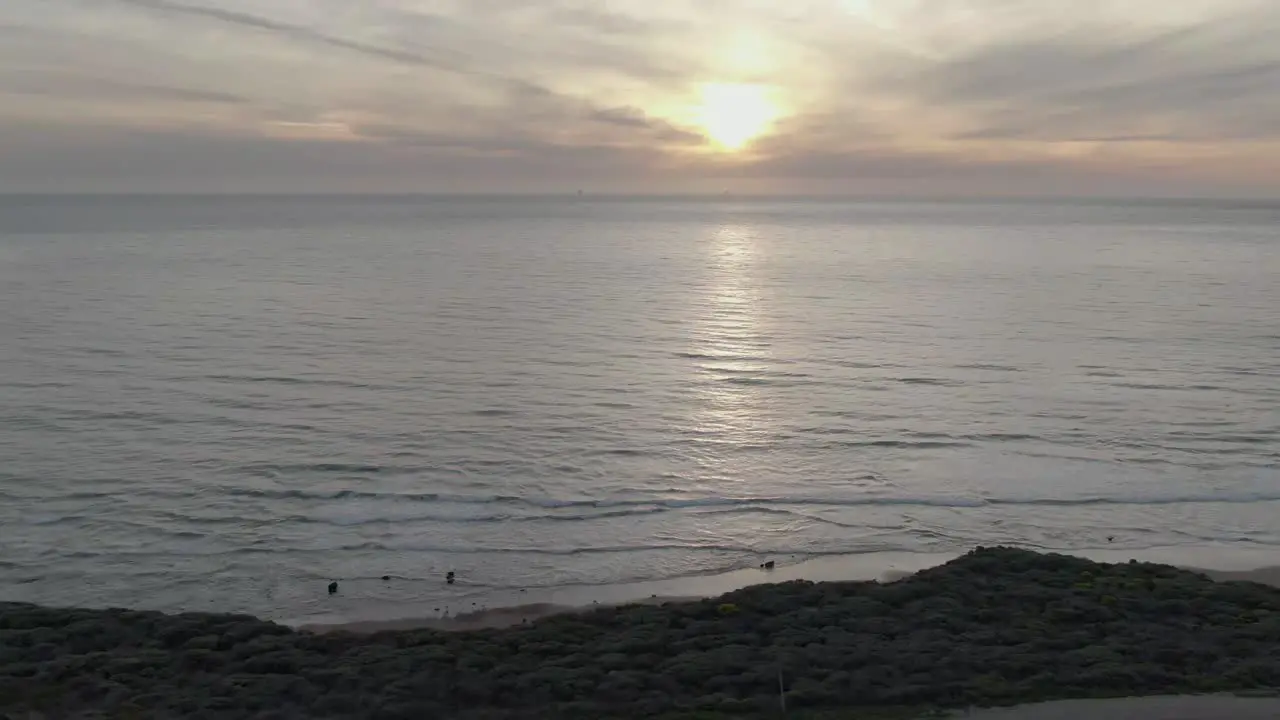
682,224,777,486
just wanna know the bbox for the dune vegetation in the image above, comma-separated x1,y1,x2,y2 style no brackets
4,547,1280,718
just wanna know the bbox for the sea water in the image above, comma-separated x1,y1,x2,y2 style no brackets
1,195,1277,621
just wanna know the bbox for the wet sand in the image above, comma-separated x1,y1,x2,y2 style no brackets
1200,566,1280,587
300,552,1280,634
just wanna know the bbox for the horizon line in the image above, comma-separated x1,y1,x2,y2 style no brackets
1,192,1277,206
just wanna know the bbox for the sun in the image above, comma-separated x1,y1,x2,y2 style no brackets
694,82,780,151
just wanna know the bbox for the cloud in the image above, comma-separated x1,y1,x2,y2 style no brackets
2,71,247,105
888,4,1280,145
0,124,686,194
585,106,704,143
107,0,453,68
92,0,700,127
1,0,1278,195
102,0,543,93
543,5,670,36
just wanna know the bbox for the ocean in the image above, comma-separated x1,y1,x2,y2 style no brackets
1,195,1277,623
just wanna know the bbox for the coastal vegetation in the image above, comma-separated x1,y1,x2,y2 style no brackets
3,547,1280,718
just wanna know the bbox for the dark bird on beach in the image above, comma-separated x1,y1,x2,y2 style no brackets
381,575,391,581
761,561,776,570
1107,536,1115,543
327,581,338,594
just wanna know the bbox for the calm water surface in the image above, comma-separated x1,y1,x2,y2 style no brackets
1,196,1277,621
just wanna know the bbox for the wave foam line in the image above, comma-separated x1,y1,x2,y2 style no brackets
216,487,1280,510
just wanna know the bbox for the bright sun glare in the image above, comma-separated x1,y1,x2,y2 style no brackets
694,82,780,151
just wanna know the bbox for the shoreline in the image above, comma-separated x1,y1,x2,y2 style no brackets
297,543,1280,634
8,546,1280,718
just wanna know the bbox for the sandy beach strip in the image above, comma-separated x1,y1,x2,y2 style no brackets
299,551,1280,634
1200,565,1280,587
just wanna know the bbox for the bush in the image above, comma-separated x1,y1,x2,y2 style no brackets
5,548,1280,718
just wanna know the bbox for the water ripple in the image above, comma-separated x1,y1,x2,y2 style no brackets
2,196,1277,620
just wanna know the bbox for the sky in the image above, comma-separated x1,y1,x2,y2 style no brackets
2,0,1279,196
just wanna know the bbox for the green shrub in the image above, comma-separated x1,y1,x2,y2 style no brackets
6,548,1280,718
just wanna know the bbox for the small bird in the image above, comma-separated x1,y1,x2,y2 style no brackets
760,561,776,570
446,570,456,585
327,581,338,595
381,575,391,581
1107,535,1115,543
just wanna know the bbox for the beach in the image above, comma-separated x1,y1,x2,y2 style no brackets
3,198,1279,717
6,547,1280,719
296,544,1280,633
4,0,1279,714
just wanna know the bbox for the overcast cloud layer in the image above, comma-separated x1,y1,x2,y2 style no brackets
2,0,1278,195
